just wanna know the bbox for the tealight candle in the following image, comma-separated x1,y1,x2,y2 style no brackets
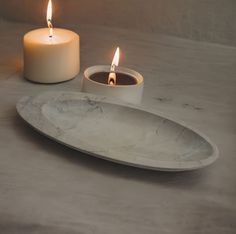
82,48,144,104
23,0,80,83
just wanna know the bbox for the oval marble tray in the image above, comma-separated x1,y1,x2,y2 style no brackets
16,91,218,171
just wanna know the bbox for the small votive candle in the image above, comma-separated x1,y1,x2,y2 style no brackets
82,65,144,104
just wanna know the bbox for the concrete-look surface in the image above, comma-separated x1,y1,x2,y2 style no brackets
0,0,236,46
0,20,236,233
17,91,218,171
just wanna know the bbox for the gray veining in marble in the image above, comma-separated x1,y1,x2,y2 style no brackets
0,20,236,233
17,91,218,171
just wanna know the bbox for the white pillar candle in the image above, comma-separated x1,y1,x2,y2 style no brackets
23,0,80,83
24,28,80,83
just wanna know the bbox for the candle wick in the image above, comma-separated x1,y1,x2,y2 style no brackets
111,64,116,72
108,63,117,85
47,19,53,38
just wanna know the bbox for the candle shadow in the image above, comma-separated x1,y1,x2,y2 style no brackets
13,113,210,189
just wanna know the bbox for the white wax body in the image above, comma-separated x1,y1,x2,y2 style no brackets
24,28,80,83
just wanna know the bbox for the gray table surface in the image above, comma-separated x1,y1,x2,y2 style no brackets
0,20,235,234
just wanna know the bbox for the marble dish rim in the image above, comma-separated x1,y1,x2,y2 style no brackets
16,91,219,172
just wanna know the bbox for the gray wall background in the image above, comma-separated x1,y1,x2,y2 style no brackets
0,0,235,46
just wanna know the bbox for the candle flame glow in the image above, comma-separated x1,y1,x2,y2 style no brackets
47,0,53,38
108,47,120,85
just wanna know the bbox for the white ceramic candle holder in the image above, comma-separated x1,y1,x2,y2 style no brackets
82,65,144,104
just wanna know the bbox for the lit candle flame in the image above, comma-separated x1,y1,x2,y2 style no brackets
108,47,120,85
47,0,53,38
